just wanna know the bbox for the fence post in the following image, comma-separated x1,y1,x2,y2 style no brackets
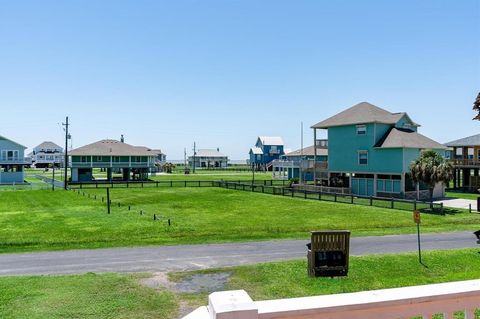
304,190,307,199
156,181,159,188
292,189,294,197
391,197,394,209
469,203,472,214
334,193,337,202
440,202,444,214
170,181,173,187
369,196,373,206
282,188,285,196
106,188,110,215
351,194,354,204
414,199,417,211
198,181,201,187
319,191,322,200
262,186,265,193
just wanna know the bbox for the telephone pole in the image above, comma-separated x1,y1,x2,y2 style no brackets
62,116,69,190
192,142,196,173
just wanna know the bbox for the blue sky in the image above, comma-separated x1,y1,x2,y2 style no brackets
1,0,479,160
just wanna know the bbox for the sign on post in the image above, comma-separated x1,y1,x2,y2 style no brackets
413,210,422,264
413,210,421,224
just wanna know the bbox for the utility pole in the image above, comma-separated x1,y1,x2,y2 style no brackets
62,116,69,190
300,121,304,185
52,166,55,191
193,142,196,174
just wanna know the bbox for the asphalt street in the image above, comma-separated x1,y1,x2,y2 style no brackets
0,231,478,276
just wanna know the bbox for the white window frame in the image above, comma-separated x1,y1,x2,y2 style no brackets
356,124,367,135
358,150,368,165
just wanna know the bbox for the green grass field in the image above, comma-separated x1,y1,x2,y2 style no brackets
446,191,480,200
1,249,478,318
0,273,177,319
172,249,480,318
1,187,479,253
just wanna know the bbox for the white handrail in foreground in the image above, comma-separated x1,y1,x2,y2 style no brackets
183,279,480,319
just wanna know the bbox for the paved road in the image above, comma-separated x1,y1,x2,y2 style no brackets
0,231,478,276
434,198,477,211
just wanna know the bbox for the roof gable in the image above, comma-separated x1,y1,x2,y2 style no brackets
257,136,284,146
0,134,27,149
311,102,417,129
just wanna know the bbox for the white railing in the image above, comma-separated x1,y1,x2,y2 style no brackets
183,280,480,319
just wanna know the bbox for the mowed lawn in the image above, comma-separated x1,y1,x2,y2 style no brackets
0,187,479,253
1,249,478,318
0,273,177,319
172,249,480,317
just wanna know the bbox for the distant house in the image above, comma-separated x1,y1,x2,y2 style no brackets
30,141,64,168
249,136,285,170
69,139,158,182
311,102,447,199
273,144,328,181
445,133,480,190
0,134,27,184
189,149,228,168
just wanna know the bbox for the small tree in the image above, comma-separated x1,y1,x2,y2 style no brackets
410,150,453,201
473,92,480,120
162,162,175,174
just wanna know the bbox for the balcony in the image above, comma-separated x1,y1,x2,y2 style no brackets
184,279,480,319
70,161,154,168
449,159,480,167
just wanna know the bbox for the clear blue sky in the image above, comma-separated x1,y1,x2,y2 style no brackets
1,0,479,160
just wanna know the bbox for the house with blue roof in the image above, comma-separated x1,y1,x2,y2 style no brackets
249,136,285,170
311,102,447,199
0,134,27,184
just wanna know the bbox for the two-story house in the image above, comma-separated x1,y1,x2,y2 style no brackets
189,149,228,168
272,144,328,181
445,133,480,190
0,134,27,184
69,139,158,182
249,136,285,171
30,141,64,168
311,102,447,199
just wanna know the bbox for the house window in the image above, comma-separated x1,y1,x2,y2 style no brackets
97,156,102,161
113,156,120,162
356,125,367,135
358,151,368,165
270,146,277,153
81,156,88,162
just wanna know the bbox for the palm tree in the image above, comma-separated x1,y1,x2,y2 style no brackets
473,92,480,120
410,150,453,201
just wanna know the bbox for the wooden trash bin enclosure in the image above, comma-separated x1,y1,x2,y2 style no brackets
307,230,351,277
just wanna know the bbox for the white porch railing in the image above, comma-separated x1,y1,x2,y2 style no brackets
183,279,480,319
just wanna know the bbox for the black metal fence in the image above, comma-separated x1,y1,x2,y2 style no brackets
68,179,444,213
216,181,444,213
68,179,288,189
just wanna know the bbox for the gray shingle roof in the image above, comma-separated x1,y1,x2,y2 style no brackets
194,149,227,158
69,139,157,156
258,136,284,146
285,145,328,157
250,147,263,155
445,134,480,147
311,102,418,129
34,141,63,150
375,128,446,149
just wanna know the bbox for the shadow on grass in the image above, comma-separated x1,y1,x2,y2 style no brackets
418,207,463,216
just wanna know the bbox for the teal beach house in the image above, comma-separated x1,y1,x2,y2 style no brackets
311,102,447,199
0,134,27,184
